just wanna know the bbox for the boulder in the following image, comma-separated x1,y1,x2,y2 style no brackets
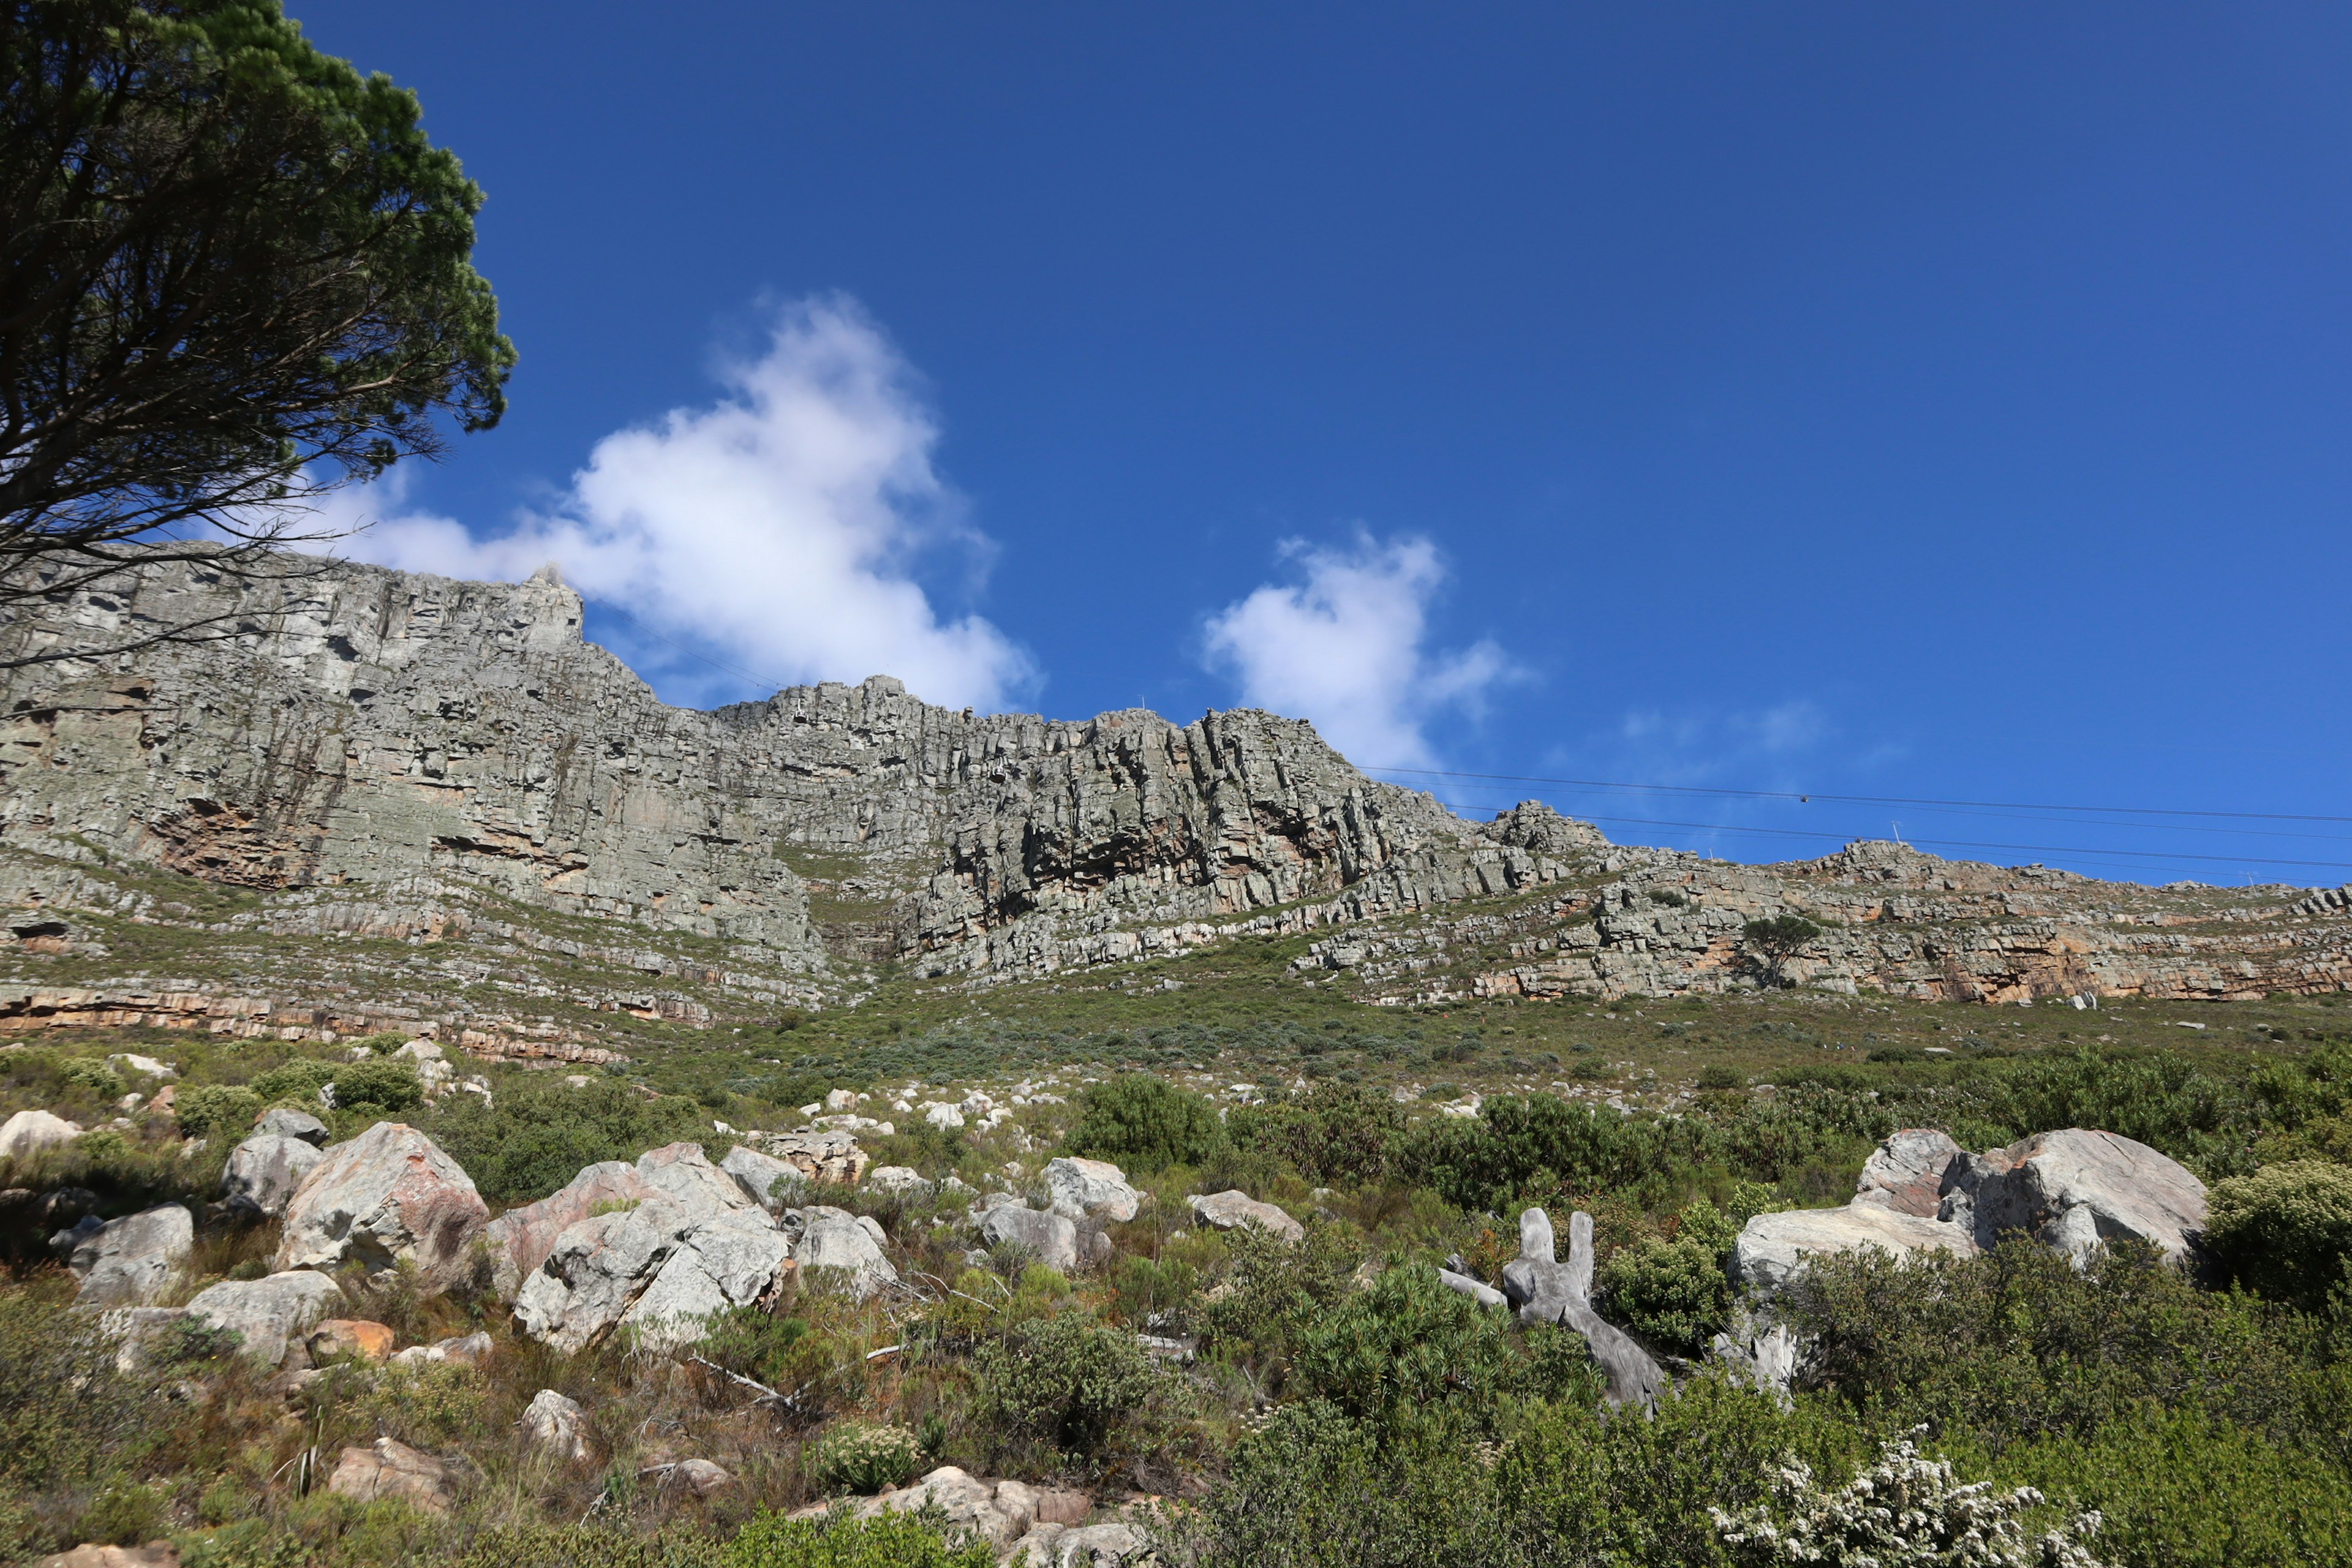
255,1107,331,1146
923,1102,965,1130
514,1198,791,1352
68,1204,193,1307
0,1108,81,1160
744,1127,869,1185
34,1546,179,1568
1054,1523,1146,1566
1045,1158,1143,1223
1007,1526,1068,1566
328,1437,457,1512
1732,1200,1979,1294
796,1205,897,1297
865,1165,932,1197
1939,1128,2206,1262
1503,1207,1667,1410
185,1270,346,1365
274,1122,488,1291
521,1388,592,1464
625,1208,797,1346
671,1458,733,1499
484,1159,662,1299
635,1142,761,1219
1036,1488,1093,1526
720,1145,810,1212
307,1319,396,1362
390,1330,493,1369
977,1202,1079,1273
223,1133,325,1218
859,1465,1022,1546
1852,1129,1964,1217
108,1054,176,1080
91,1306,193,1373
1188,1190,1303,1243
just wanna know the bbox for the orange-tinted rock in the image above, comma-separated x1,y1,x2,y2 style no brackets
308,1319,395,1362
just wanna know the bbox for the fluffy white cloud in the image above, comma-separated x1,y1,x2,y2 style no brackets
329,298,1031,711
1203,531,1511,767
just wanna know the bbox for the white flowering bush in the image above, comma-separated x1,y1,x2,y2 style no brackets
812,1421,926,1494
1709,1431,2105,1567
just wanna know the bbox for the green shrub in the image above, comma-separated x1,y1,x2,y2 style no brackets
2204,1159,2352,1311
447,1525,724,1568
176,1084,263,1142
422,1078,710,1201
1065,1076,1225,1172
251,1058,336,1104
63,1059,127,1101
353,1031,411,1055
1293,1265,1516,1433
1227,1082,1405,1186
329,1057,424,1114
1596,1234,1729,1354
973,1310,1156,1455
725,1509,994,1568
812,1423,925,1495
80,1481,167,1547
1697,1065,1742,1091
1196,1220,1360,1374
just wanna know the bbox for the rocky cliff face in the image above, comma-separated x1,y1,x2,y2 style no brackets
0,552,1581,1000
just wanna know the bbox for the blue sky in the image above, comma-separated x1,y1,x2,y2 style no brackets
296,2,2352,887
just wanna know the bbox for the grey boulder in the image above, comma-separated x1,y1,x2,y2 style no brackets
255,1107,331,1146
1731,1200,1979,1294
720,1144,810,1212
186,1270,346,1364
274,1121,488,1291
0,1109,81,1159
484,1159,662,1300
1852,1128,1964,1217
521,1388,592,1464
1188,1189,1303,1243
513,1197,794,1353
223,1133,325,1218
1044,1158,1142,1223
1939,1128,2207,1262
68,1204,194,1307
794,1205,898,1297
977,1201,1079,1273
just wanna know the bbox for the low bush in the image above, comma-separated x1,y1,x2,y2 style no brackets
725,1509,995,1568
1596,1234,1728,1354
810,1424,924,1495
972,1309,1156,1456
251,1058,337,1105
1065,1076,1225,1172
422,1079,710,1202
176,1084,264,1142
329,1058,424,1115
2204,1158,2352,1311
1293,1265,1515,1433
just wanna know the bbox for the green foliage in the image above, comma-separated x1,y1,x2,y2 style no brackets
421,1077,710,1201
1697,1064,1743,1091
2204,1159,2352,1311
1,0,514,586
330,1058,424,1115
1196,1221,1360,1374
1227,1082,1406,1186
1597,1234,1729,1354
973,1309,1156,1455
812,1423,925,1495
63,1059,127,1100
448,1525,723,1568
696,1306,813,1390
353,1032,411,1055
250,1058,336,1105
1294,1265,1517,1432
350,1362,491,1449
725,1509,995,1568
1065,1075,1226,1172
175,1083,263,1142
1743,916,1823,988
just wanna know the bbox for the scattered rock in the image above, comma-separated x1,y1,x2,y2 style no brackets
1731,1201,1979,1294
1006,1525,1067,1566
1054,1522,1146,1566
307,1319,396,1363
521,1388,592,1464
514,1197,792,1352
627,1208,798,1345
858,1465,1022,1546
746,1128,869,1185
484,1159,663,1299
328,1437,457,1512
1036,1488,1094,1526
924,1102,965,1131
635,1142,764,1219
721,1144,811,1212
994,1479,1041,1536
222,1133,325,1219
1045,1158,1143,1223
274,1122,489,1291
390,1330,493,1368
865,1165,932,1197
665,1457,732,1499
107,1054,176,1080
1188,1190,1303,1243
184,1270,345,1365
91,1306,192,1373
1851,1128,1964,1217
977,1202,1079,1273
68,1204,193,1307
255,1107,330,1146
0,1108,81,1159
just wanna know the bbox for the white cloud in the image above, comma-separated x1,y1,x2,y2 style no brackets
1202,531,1512,767
328,298,1031,711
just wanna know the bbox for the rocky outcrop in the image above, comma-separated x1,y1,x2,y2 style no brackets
977,1197,1081,1272
68,1204,194,1306
741,1128,869,1186
185,1270,345,1364
484,1158,663,1299
1188,1189,1303,1243
257,1108,330,1145
274,1122,488,1290
1937,1128,2207,1261
794,1205,897,1297
307,1319,395,1362
223,1132,324,1218
1851,1129,1964,1218
1731,1202,1980,1294
512,1197,796,1352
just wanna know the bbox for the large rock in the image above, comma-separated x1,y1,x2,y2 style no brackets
328,1438,456,1512
1053,1523,1147,1566
1504,1207,1667,1410
69,1204,193,1307
1732,1200,1980,1294
484,1159,662,1299
858,1466,1025,1547
185,1270,345,1364
513,1197,793,1352
275,1121,488,1291
1045,1158,1142,1223
1188,1190,1303,1243
1852,1128,1964,1217
0,1109,81,1160
33,1546,179,1568
255,1107,330,1146
720,1144,810,1212
521,1388,592,1464
223,1133,325,1218
744,1128,869,1186
795,1205,897,1297
1940,1128,2207,1261
977,1202,1079,1273
635,1142,762,1219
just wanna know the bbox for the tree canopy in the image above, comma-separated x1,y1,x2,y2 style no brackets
0,0,513,657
